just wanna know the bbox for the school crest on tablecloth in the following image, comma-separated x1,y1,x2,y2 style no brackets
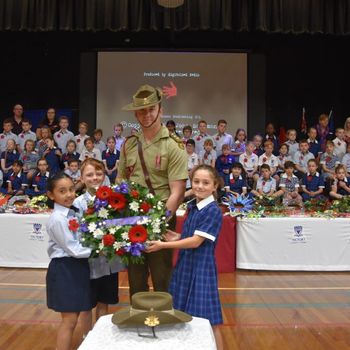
29,222,45,241
290,225,306,243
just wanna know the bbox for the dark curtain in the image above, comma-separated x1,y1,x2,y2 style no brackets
1,0,350,34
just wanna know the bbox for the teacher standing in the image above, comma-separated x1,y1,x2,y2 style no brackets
117,84,188,297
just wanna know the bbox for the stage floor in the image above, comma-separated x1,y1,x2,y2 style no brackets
1,269,350,350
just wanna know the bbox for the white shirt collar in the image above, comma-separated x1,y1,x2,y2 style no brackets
230,173,243,180
306,172,319,177
107,148,117,155
281,173,297,179
54,203,70,216
307,138,318,144
196,194,215,210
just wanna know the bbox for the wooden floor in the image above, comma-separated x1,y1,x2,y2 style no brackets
1,268,350,350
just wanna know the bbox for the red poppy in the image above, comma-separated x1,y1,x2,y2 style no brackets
244,158,248,163
68,219,79,232
85,207,95,215
103,234,115,246
196,136,201,141
262,181,266,186
131,190,139,199
140,202,152,213
22,156,27,161
115,248,125,256
108,192,126,210
128,225,148,243
263,157,267,162
77,139,81,143
216,136,220,141
57,134,61,138
20,134,24,138
307,175,313,181
96,186,112,200
230,178,235,184
0,135,4,139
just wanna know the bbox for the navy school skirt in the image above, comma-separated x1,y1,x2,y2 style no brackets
46,257,92,312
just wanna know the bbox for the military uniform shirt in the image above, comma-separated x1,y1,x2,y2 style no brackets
118,126,188,201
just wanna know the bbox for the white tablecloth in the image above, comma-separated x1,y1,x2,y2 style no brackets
0,213,50,268
78,315,216,350
237,217,350,271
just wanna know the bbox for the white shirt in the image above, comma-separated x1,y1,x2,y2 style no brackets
73,134,89,154
258,153,279,169
79,148,102,161
212,132,234,156
239,152,258,172
333,137,347,159
285,140,299,158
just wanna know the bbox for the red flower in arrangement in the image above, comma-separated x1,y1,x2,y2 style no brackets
307,175,313,181
68,219,79,232
96,186,113,200
115,248,125,256
108,192,126,210
85,207,95,215
131,190,139,199
263,157,267,163
128,225,148,243
244,158,248,163
140,202,152,213
103,234,115,247
77,139,81,143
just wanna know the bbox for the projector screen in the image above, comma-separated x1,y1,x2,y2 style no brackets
96,51,247,138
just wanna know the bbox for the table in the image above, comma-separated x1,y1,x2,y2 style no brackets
176,215,236,273
237,217,350,271
0,213,50,268
78,314,216,350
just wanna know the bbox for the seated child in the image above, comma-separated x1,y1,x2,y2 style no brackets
293,140,315,179
301,159,325,201
19,139,40,181
320,141,340,181
274,161,303,206
185,139,199,190
332,128,346,160
226,162,247,197
277,143,291,176
25,158,50,196
0,160,26,195
61,140,80,169
251,164,277,197
79,137,102,161
341,143,350,175
239,141,258,186
284,129,299,158
199,139,216,167
329,164,350,199
215,144,235,187
1,138,19,174
258,140,280,181
307,127,321,158
64,159,82,191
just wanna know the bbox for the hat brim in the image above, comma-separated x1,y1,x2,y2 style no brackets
122,100,161,111
112,308,192,326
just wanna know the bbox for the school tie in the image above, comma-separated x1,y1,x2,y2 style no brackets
67,205,79,217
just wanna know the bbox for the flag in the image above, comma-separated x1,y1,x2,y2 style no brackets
328,109,334,133
279,126,286,144
300,107,307,134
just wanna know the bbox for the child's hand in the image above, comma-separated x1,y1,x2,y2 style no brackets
338,181,347,189
146,240,163,253
164,230,181,242
34,187,40,192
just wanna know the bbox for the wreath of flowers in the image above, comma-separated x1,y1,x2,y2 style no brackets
79,181,170,264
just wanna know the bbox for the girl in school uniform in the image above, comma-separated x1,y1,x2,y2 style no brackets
61,140,80,169
147,164,224,350
227,162,248,196
73,158,123,324
102,136,120,184
46,173,92,350
43,137,62,175
25,158,50,196
0,160,26,195
329,164,350,199
19,139,40,181
0,138,19,174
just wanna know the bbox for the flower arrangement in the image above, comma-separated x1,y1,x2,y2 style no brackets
29,195,49,210
79,182,169,264
221,193,254,216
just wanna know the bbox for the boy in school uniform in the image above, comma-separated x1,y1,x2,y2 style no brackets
73,122,89,155
293,140,315,179
93,129,106,154
114,123,126,152
0,119,18,153
307,127,321,158
332,128,347,160
284,129,299,159
53,116,74,154
251,164,277,197
17,118,36,153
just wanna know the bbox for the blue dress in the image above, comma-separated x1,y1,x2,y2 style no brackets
169,196,223,325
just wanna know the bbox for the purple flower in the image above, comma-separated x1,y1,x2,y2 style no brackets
113,185,120,193
165,210,172,218
124,243,145,257
119,182,129,194
80,222,89,233
94,198,108,211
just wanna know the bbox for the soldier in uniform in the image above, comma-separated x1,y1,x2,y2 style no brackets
117,84,188,297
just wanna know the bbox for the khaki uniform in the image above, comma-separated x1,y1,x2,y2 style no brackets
118,125,188,297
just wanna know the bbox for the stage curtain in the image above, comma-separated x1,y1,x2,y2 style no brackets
1,0,350,34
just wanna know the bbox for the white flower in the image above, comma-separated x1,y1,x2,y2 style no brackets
99,242,104,250
93,228,104,239
121,232,129,240
109,227,116,234
98,208,109,219
137,217,150,225
146,193,154,199
129,201,139,211
88,222,97,233
113,241,123,250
